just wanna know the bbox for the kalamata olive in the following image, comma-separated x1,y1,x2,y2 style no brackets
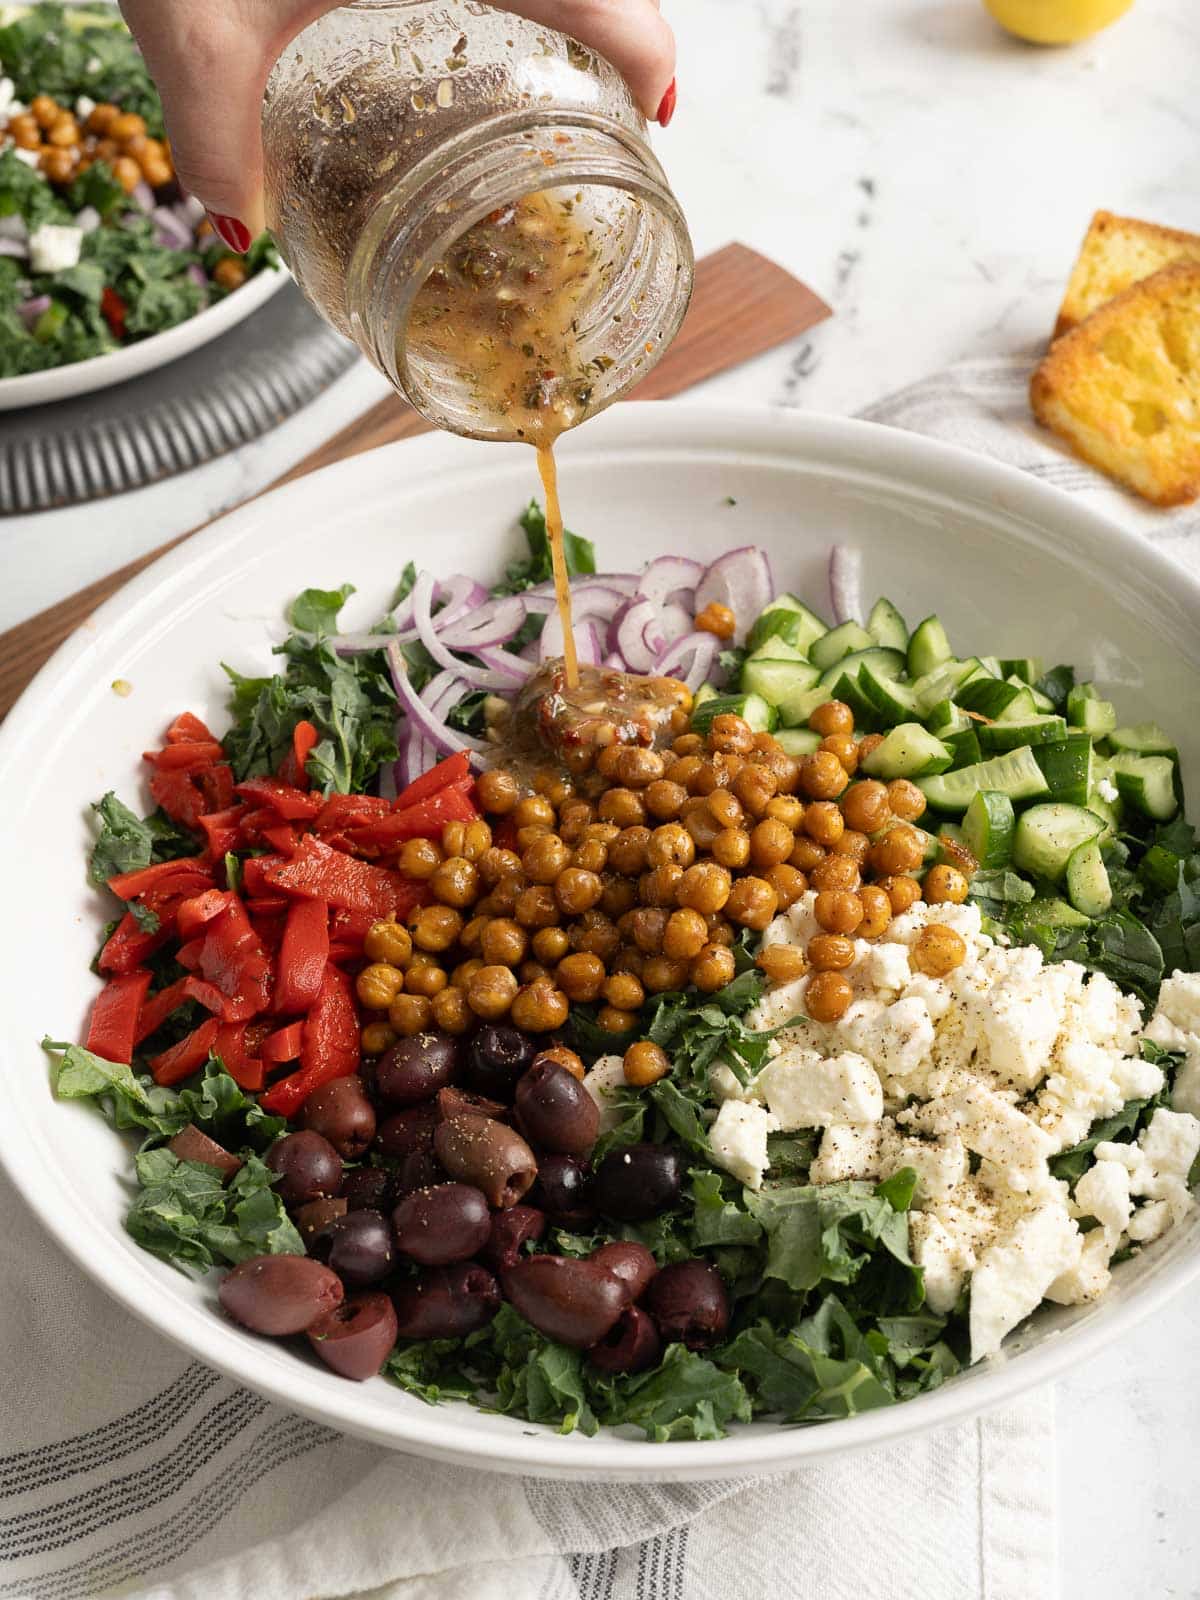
502,1255,627,1348
302,1077,377,1159
376,1033,460,1106
323,1209,396,1287
307,1291,398,1381
590,1240,658,1304
266,1131,343,1209
480,1204,546,1272
437,1084,509,1123
340,1167,394,1213
374,1104,439,1160
392,1150,444,1198
167,1124,242,1180
463,1022,536,1101
643,1260,729,1349
219,1254,343,1335
528,1155,595,1227
391,1263,501,1339
392,1182,491,1265
513,1059,599,1157
591,1144,684,1222
294,1196,348,1249
434,1114,537,1209
587,1305,662,1374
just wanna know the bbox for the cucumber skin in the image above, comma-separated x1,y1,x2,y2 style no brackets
1012,803,1105,882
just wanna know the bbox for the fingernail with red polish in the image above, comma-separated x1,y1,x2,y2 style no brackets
656,78,677,128
208,213,252,254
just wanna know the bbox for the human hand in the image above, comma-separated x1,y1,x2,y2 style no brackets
119,0,676,253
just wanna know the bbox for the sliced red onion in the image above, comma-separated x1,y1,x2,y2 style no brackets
525,573,640,599
17,294,51,327
186,263,209,292
539,585,628,662
471,646,534,685
386,644,486,758
152,206,194,250
635,555,703,607
695,548,774,641
377,761,398,801
658,602,694,648
0,238,28,260
603,652,624,671
130,181,155,213
575,622,604,667
654,631,720,692
612,599,666,674
0,215,27,243
828,546,863,625
412,572,523,690
438,596,527,649
73,205,101,234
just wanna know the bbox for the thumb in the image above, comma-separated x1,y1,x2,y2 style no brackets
500,0,676,122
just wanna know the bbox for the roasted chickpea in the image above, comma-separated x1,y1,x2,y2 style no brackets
840,780,891,834
880,874,923,915
604,971,645,1011
478,846,521,886
695,601,737,641
758,747,802,797
807,933,856,971
820,733,859,775
524,925,565,965
725,876,779,931
644,778,687,820
690,943,737,993
809,700,855,737
749,817,794,870
676,861,732,914
86,102,120,133
857,733,885,763
598,787,646,828
887,779,928,823
479,917,527,966
112,155,143,192
627,906,668,955
682,801,721,851
514,823,551,856
814,889,864,936
476,768,519,814
869,824,927,877
623,1040,672,1086
47,117,79,147
642,955,691,993
484,873,526,916
41,146,76,183
460,964,515,1019
431,986,472,1033
757,944,808,983
687,758,727,798
361,1021,398,1055
515,885,560,930
595,744,626,782
558,796,595,835
430,856,480,908
388,992,433,1036
572,837,609,875
765,795,804,829
459,914,488,954
799,750,848,801
709,713,756,755
598,1004,638,1034
662,907,708,961
924,864,969,905
614,747,665,788
510,980,569,1033
356,963,404,1010
638,864,684,907
7,113,40,148
790,836,827,873
540,775,575,809
583,821,620,846
704,789,741,829
557,951,606,1002
606,825,649,876
555,867,603,915
939,835,980,879
110,111,147,142
519,960,551,985
858,884,894,940
519,834,569,884
711,826,750,870
705,915,736,947
535,1045,586,1081
666,754,704,790
570,910,621,961
764,863,808,909
409,903,463,952
911,923,968,977
398,837,442,880
805,970,854,1022
30,94,60,129
407,961,450,998
810,854,861,892
647,823,695,869
513,794,555,831
731,761,778,817
802,801,843,847
832,828,870,864
364,919,413,966
602,873,640,918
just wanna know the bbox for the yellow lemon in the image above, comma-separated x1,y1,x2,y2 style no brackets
983,0,1133,44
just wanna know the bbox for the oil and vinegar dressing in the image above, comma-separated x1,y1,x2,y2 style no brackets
406,191,609,690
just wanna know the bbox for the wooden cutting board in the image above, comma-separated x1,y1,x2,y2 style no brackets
0,244,830,720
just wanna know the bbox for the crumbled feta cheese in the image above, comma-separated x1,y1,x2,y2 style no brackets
1157,971,1200,1036
879,1124,968,1205
1170,1042,1200,1119
13,147,40,169
1097,777,1119,804
865,940,911,995
28,223,83,274
582,1056,629,1134
910,1209,978,1315
708,1100,778,1190
75,94,96,121
708,1062,748,1105
0,78,14,117
758,1049,884,1129
969,1201,1082,1359
1072,1158,1132,1246
913,1082,1055,1178
1047,1230,1112,1305
809,1123,882,1185
1127,1199,1173,1243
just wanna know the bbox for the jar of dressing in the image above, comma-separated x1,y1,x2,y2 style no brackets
262,0,695,444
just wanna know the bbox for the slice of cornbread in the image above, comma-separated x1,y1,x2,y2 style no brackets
1055,211,1200,338
1031,262,1200,507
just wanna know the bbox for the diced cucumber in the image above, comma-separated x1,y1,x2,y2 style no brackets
977,656,1003,679
1108,723,1178,761
740,656,822,725
1027,685,1057,714
691,692,776,735
907,615,954,678
925,700,971,738
956,677,1027,720
775,683,839,729
977,715,1068,753
945,728,983,769
1066,840,1113,917
1066,684,1118,738
743,636,811,669
693,682,718,711
857,663,920,725
962,790,1016,869
996,687,1042,724
866,597,909,652
816,647,905,693
918,745,1050,813
746,595,829,655
911,658,986,714
826,673,882,731
1012,803,1106,882
999,658,1043,684
809,620,876,672
860,723,953,780
1029,897,1093,929
1109,753,1179,821
773,727,823,758
1140,843,1183,895
1033,735,1094,806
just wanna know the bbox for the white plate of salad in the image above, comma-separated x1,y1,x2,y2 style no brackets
2,403,1199,1480
0,2,285,411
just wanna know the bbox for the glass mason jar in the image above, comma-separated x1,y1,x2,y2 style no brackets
262,0,694,441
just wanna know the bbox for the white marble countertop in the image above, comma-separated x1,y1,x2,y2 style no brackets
8,0,1200,1590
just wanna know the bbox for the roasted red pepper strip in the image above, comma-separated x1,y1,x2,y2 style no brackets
198,807,244,859
197,765,236,812
263,835,406,919
259,965,360,1117
176,888,234,940
349,782,477,849
98,912,170,976
150,1018,220,1086
261,1021,304,1063
166,711,217,744
274,898,330,1015
195,894,273,1021
147,740,226,770
175,937,204,971
85,970,153,1064
293,720,319,788
394,750,471,811
100,285,127,339
261,825,298,857
149,768,210,829
212,1022,266,1092
314,794,389,834
234,777,322,820
241,856,285,898
133,976,192,1045
106,857,209,900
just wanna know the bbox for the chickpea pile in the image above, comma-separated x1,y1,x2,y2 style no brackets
5,94,175,194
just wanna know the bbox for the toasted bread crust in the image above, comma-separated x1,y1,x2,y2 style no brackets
1032,261,1200,507
1054,211,1200,338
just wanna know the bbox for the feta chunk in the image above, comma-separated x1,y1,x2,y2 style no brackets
1047,1229,1112,1305
28,223,83,274
708,1062,748,1105
75,94,96,121
0,78,14,117
13,148,40,169
1072,1158,1132,1246
915,1082,1055,1177
707,1100,778,1190
1170,1041,1200,1119
1157,971,1200,1036
879,1126,968,1205
910,1211,974,1315
969,1201,1082,1359
1127,1199,1173,1243
582,1055,629,1134
809,1123,882,1185
865,941,911,996
758,1049,884,1129
1097,777,1119,804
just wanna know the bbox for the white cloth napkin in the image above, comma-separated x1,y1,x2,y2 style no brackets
20,350,1194,1600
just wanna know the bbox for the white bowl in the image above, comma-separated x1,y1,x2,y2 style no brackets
0,263,287,412
1,404,1197,1481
